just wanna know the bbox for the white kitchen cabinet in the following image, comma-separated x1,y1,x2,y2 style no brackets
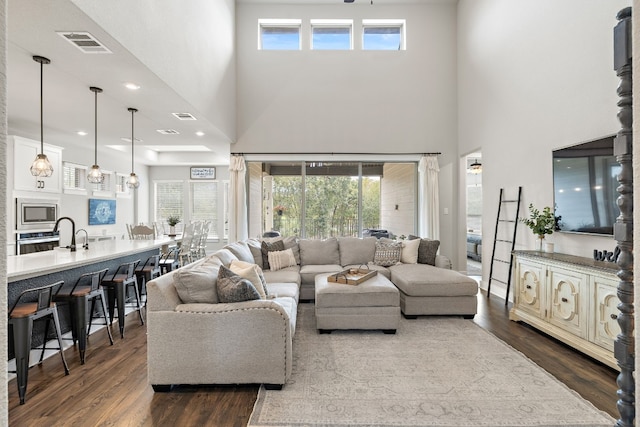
510,251,619,370
11,135,63,193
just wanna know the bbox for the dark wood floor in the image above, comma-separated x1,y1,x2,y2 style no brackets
8,290,620,426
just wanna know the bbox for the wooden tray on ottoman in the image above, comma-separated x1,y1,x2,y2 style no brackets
327,267,377,285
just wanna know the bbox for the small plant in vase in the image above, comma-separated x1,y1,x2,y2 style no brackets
520,204,555,251
167,215,181,235
274,205,286,216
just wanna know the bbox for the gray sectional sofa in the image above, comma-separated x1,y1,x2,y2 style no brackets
146,236,478,391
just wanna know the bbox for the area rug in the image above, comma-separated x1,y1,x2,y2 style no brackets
248,305,615,427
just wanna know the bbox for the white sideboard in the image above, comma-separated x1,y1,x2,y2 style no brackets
510,251,620,370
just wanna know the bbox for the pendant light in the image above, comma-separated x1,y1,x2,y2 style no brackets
30,56,54,177
468,159,482,174
126,107,140,189
87,86,104,183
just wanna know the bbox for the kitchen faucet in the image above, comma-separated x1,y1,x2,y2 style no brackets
53,217,76,252
76,228,89,250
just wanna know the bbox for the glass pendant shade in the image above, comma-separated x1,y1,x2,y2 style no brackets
31,56,54,177
87,164,104,184
127,172,140,189
87,86,104,184
127,107,140,189
30,153,54,177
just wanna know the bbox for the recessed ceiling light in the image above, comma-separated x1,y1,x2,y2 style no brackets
120,137,143,143
195,131,205,136
171,112,197,121
124,82,141,90
77,131,88,136
144,145,210,152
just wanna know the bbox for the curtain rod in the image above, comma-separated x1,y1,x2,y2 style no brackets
230,152,441,156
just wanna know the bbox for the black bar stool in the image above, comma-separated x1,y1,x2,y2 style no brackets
135,254,161,303
51,268,113,364
101,260,144,338
8,281,70,404
159,247,180,275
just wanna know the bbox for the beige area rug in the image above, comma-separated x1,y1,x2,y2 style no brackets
249,304,615,427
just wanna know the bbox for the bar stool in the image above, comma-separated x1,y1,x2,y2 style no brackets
159,247,180,275
135,254,161,303
101,260,144,338
8,281,70,404
51,268,113,364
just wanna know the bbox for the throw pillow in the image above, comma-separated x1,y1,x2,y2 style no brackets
261,240,285,270
263,236,301,265
173,264,220,304
401,238,420,264
229,260,269,299
267,248,297,271
216,266,261,303
373,240,402,267
246,239,264,268
224,241,255,264
418,238,440,266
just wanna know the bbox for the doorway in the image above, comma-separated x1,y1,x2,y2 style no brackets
465,153,482,277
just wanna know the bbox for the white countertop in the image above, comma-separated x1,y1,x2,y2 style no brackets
8,237,178,282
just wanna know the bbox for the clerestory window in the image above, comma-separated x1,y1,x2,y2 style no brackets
259,19,302,50
362,19,406,50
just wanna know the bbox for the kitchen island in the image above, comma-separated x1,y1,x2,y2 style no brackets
7,237,179,357
8,237,177,282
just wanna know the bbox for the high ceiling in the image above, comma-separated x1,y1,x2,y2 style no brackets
7,0,232,166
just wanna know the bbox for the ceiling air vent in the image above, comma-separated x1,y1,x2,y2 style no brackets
171,112,197,121
157,129,180,135
57,32,112,54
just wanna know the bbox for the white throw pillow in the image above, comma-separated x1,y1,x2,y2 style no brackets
401,238,420,264
268,248,297,271
229,260,268,299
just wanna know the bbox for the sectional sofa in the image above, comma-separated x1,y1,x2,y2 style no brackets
146,236,478,391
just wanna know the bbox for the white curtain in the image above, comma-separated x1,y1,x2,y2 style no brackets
418,155,440,239
228,155,248,242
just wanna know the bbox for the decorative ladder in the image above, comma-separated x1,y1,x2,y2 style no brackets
487,186,522,305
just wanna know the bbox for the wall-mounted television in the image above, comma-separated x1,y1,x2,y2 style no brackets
552,136,620,236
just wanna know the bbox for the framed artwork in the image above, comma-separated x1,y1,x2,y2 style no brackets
88,198,116,225
190,166,216,180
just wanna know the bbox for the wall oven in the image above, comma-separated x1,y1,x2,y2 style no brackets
16,198,59,230
16,231,60,255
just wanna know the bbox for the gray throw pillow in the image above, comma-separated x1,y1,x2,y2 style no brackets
417,238,440,266
261,240,285,270
216,265,261,303
373,240,402,267
224,241,255,263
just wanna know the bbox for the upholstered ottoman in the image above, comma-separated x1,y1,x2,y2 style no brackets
314,272,400,334
388,264,479,318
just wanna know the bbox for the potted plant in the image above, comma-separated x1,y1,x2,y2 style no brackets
274,205,286,216
167,215,181,235
520,204,556,251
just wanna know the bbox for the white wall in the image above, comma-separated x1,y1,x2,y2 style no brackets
71,0,237,143
235,2,460,263
457,0,630,294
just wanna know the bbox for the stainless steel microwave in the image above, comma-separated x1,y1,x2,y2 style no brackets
16,198,59,230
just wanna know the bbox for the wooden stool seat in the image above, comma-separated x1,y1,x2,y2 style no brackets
9,302,55,318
